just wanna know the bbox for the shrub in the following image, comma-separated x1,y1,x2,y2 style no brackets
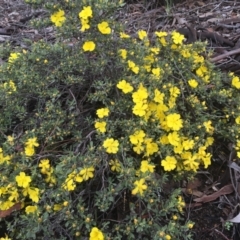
0,0,239,239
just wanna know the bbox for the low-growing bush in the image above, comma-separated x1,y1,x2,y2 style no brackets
0,0,240,239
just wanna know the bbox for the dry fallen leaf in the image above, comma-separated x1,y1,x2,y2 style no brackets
185,202,202,208
194,184,234,203
228,212,240,223
199,12,214,19
175,16,187,25
182,188,204,197
207,18,222,23
0,202,22,218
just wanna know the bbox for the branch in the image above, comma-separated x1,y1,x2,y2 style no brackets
210,48,240,63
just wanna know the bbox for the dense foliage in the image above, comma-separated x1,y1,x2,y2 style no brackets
0,0,240,239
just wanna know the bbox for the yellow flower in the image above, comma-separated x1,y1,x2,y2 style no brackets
133,143,144,154
165,113,183,131
8,52,20,63
203,120,214,133
98,21,111,34
25,137,39,147
168,97,176,109
127,60,139,74
15,172,31,188
171,44,178,50
119,49,127,59
74,172,83,183
27,187,40,203
167,132,180,146
232,76,240,89
0,149,11,164
132,178,147,195
79,6,93,19
196,65,208,77
171,31,185,45
197,146,207,159
201,153,211,168
169,86,180,98
39,159,51,174
177,196,185,212
95,121,107,133
174,144,183,154
129,130,145,145
80,18,90,32
159,37,167,46
181,49,191,58
45,170,56,184
140,160,155,173
24,145,35,156
160,135,169,145
181,151,191,160
120,32,130,38
155,31,167,38
144,54,155,64
150,47,160,54
205,137,214,147
90,227,104,240
132,84,148,103
63,178,76,191
7,135,14,144
25,205,38,215
132,102,148,117
96,108,109,118
117,80,133,94
183,154,199,171
3,80,17,94
152,67,161,77
8,188,19,202
138,30,147,40
188,79,198,88
193,53,204,64
165,235,171,240
50,10,66,27
154,89,165,103
103,138,119,154
0,201,15,211
53,204,63,211
161,156,177,171
182,139,194,150
202,74,209,83
145,139,159,156
109,159,121,172
172,215,178,220
188,223,194,229
235,116,240,124
83,41,95,52
144,64,151,72
79,167,94,181
159,231,165,237
0,234,11,240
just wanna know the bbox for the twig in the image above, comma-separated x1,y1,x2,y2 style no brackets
74,130,96,154
214,229,230,240
216,23,240,29
212,0,224,11
210,48,240,62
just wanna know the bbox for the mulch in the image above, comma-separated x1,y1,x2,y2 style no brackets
1,0,240,239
